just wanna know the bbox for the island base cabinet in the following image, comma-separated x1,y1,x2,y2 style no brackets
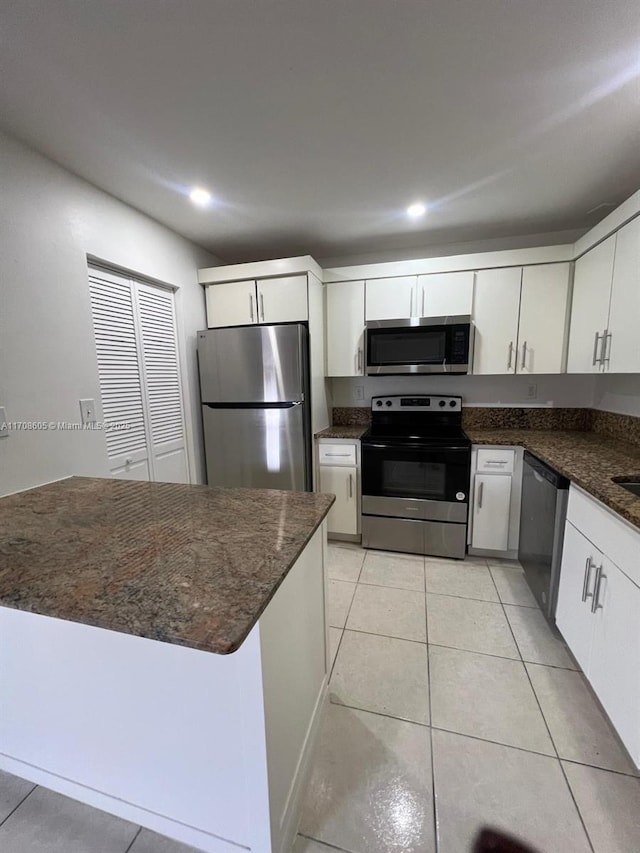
0,525,329,853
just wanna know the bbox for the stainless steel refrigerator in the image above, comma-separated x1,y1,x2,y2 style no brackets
197,324,312,491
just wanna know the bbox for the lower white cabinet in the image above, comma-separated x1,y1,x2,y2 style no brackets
472,473,511,551
469,446,522,557
317,439,360,539
556,486,640,767
319,466,358,536
555,522,600,672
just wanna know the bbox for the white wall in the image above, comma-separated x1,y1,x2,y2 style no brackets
0,131,218,496
593,375,640,417
329,374,598,409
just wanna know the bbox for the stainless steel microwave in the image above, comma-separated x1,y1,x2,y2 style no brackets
365,315,474,375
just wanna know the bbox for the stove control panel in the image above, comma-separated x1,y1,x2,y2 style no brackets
371,395,462,412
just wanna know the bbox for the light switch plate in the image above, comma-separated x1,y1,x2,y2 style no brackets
526,383,538,399
0,407,8,438
354,385,365,401
79,398,97,425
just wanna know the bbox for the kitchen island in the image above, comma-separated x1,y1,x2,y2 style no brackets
0,477,334,853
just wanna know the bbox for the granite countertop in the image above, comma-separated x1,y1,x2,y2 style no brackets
0,477,334,655
315,425,369,440
468,429,640,530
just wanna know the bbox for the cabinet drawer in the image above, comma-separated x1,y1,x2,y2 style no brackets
476,448,515,473
319,444,357,467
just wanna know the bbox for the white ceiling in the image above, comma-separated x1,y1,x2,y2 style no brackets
1,0,639,263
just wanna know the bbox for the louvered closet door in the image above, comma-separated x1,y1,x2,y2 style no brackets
135,282,188,483
89,270,151,480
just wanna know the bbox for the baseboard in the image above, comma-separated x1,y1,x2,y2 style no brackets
0,753,241,853
277,677,328,853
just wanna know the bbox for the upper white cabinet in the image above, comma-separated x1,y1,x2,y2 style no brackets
365,276,416,321
418,271,474,317
473,268,522,374
206,275,308,328
518,263,571,374
474,263,571,375
606,216,640,373
206,279,257,328
256,275,308,324
364,272,475,321
567,235,616,373
326,281,365,376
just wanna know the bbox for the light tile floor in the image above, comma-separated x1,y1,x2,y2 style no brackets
2,544,639,853
296,542,640,853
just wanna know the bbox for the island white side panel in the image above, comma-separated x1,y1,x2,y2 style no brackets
0,607,266,852
259,524,328,853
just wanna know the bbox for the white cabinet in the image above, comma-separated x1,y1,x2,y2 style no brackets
473,268,522,374
317,439,360,539
365,276,416,320
326,281,365,376
206,275,308,328
417,271,475,317
518,263,571,374
567,235,616,372
474,264,570,375
206,279,257,328
471,473,512,551
606,216,640,373
555,522,599,672
319,466,358,537
589,556,640,759
555,486,640,767
256,275,308,323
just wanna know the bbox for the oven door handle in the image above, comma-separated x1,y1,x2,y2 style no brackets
363,443,470,452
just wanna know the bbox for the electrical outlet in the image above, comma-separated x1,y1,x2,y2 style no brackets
354,385,365,401
79,398,96,424
526,383,538,400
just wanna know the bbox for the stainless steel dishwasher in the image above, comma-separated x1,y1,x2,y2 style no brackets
518,451,570,624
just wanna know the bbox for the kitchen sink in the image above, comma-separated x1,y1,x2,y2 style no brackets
613,479,640,498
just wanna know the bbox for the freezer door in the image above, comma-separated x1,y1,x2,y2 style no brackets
197,324,307,403
202,403,309,490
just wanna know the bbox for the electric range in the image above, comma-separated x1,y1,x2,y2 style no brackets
361,395,471,559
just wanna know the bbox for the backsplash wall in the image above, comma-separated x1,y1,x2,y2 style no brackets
329,374,598,409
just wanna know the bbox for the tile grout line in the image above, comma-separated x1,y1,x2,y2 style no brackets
327,552,366,678
0,783,37,829
123,826,142,853
425,555,440,853
488,566,597,853
298,830,353,853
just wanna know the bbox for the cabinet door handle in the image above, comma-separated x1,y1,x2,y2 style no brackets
348,473,354,498
249,293,254,322
477,481,484,509
521,341,527,370
357,347,363,373
602,331,612,369
592,331,603,366
591,565,606,613
421,286,425,317
410,287,414,317
259,292,265,322
581,557,594,601
507,341,514,371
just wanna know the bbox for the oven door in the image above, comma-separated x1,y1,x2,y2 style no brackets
365,317,472,375
361,441,470,521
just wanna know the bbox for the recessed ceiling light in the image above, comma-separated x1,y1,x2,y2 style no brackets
407,202,427,218
189,187,212,207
